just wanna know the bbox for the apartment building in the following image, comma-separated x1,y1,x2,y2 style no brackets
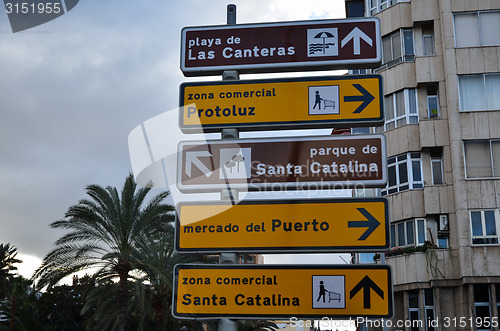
346,0,500,329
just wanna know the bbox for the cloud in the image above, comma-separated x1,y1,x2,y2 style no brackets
0,0,350,278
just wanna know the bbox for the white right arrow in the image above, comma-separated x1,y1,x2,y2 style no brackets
341,27,373,55
185,151,213,178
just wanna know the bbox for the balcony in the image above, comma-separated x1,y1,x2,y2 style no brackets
376,247,458,286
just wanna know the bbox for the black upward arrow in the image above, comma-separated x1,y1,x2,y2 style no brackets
343,84,375,113
349,275,384,309
348,208,381,240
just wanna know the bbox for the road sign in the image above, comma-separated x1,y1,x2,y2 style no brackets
177,134,386,192
179,75,383,132
175,198,389,253
173,264,393,319
181,18,381,76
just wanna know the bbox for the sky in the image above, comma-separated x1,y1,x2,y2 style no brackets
0,0,350,280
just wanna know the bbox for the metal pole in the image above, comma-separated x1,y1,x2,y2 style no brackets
227,4,236,25
218,159,238,331
381,252,388,331
219,5,238,331
219,318,237,331
221,128,239,140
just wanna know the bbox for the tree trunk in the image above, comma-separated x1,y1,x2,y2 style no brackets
154,289,172,331
9,297,16,331
117,270,128,331
154,307,164,331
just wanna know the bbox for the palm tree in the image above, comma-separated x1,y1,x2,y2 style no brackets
32,174,174,331
131,222,217,331
0,243,22,300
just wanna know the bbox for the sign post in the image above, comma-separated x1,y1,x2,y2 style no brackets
176,198,389,253
173,264,393,319
177,134,387,192
180,75,383,132
173,6,392,326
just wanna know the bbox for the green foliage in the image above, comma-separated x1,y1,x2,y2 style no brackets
0,276,39,331
374,241,440,260
0,243,22,300
37,282,87,330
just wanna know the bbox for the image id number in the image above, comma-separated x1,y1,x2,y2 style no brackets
443,316,498,328
5,2,62,14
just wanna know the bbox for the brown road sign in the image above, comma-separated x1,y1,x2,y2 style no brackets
175,197,389,253
173,264,393,319
180,18,381,76
176,134,387,192
179,75,384,132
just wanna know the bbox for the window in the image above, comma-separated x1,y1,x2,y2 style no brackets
470,210,499,245
454,11,500,47
496,284,500,317
419,218,437,245
422,22,435,56
416,219,426,244
382,153,423,196
464,140,500,178
390,218,436,248
390,224,396,247
352,127,370,134
403,30,415,59
408,290,421,331
459,74,500,111
370,0,390,15
239,255,255,264
369,0,410,15
346,0,365,18
381,29,414,68
424,289,436,331
358,253,376,263
383,31,401,65
427,85,440,118
431,153,444,185
474,284,492,330
437,236,448,248
405,289,439,331
376,89,418,132
423,35,434,56
392,220,415,247
350,69,368,75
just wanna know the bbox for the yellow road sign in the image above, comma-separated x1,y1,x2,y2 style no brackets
173,264,393,319
176,198,389,253
179,75,383,132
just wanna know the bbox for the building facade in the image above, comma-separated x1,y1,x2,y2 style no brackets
348,0,500,330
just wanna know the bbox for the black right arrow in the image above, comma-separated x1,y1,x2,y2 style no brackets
349,275,384,309
343,84,375,113
348,208,381,240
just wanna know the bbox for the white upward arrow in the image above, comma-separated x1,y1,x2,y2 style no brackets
185,151,213,178
341,27,373,55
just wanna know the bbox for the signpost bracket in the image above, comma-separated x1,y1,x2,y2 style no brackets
221,128,239,140
222,70,239,80
220,253,238,264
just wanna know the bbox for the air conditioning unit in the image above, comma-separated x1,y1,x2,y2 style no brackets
439,215,449,231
